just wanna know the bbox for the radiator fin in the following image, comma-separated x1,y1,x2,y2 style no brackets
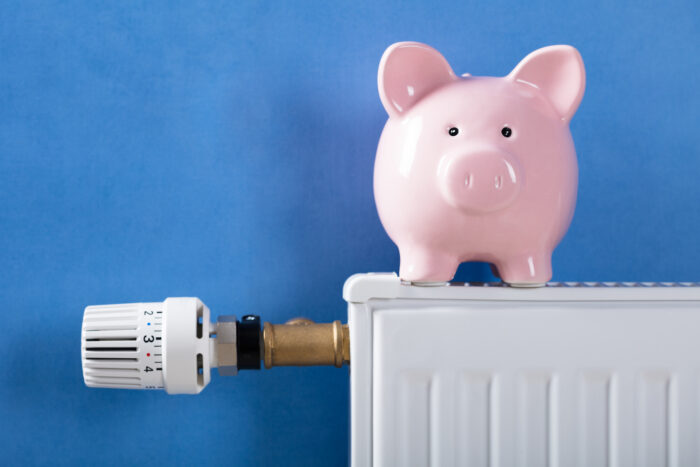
579,372,613,467
517,373,554,466
397,371,432,466
637,372,673,467
457,373,492,466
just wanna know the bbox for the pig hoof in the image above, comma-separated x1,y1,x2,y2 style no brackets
506,282,547,288
410,281,449,287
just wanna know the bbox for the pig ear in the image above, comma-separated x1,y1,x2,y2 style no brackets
378,42,458,117
508,45,585,121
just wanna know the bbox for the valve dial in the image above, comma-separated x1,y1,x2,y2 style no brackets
81,298,221,394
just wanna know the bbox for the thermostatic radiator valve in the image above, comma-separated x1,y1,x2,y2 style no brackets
81,298,348,394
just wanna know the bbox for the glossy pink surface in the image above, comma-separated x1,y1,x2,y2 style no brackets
374,42,585,285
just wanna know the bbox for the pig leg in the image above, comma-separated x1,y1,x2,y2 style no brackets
496,251,552,287
399,246,459,283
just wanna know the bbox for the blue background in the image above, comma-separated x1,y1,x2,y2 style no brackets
1,0,698,465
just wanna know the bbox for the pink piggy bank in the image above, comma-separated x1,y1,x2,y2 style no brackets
374,42,585,286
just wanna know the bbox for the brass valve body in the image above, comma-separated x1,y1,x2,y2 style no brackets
262,319,349,368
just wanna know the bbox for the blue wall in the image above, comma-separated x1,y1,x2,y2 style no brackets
1,1,698,465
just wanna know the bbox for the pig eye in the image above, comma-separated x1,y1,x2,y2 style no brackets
448,127,459,136
501,127,513,138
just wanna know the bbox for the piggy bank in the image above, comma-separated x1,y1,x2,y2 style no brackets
374,42,585,286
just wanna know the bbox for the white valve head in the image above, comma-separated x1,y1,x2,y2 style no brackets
81,298,217,394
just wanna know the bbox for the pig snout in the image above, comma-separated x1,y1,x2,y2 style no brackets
438,149,522,213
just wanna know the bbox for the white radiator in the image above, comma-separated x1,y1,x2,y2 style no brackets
344,273,700,467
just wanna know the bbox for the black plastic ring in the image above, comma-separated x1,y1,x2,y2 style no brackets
237,315,262,370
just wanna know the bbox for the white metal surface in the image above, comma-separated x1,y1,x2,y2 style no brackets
345,273,700,467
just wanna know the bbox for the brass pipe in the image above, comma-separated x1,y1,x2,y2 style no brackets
262,318,350,369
